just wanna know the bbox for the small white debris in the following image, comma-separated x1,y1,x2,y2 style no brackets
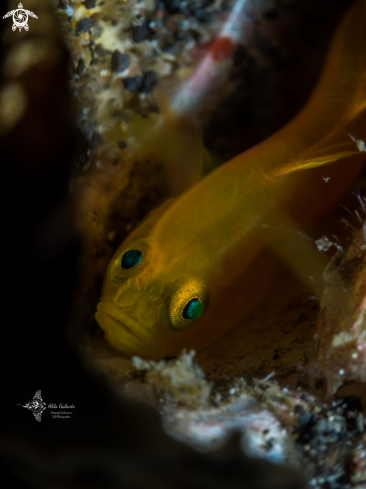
323,177,331,182
357,412,364,432
339,369,345,375
66,5,74,16
356,194,366,214
315,236,343,253
355,210,363,223
350,134,366,152
263,371,276,381
332,331,355,347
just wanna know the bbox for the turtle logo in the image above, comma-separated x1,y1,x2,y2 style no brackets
17,390,47,422
3,3,38,32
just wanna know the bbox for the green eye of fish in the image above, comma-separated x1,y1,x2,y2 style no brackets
121,250,143,269
110,242,149,284
183,298,203,320
165,278,209,331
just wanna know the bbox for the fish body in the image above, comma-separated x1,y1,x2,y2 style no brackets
96,0,366,359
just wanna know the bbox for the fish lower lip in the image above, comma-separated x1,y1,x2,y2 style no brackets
96,301,151,344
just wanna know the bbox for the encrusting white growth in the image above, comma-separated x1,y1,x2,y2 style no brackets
132,350,212,409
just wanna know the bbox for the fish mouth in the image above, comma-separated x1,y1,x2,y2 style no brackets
96,301,155,352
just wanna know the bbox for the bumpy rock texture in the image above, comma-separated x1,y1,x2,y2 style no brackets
310,221,366,396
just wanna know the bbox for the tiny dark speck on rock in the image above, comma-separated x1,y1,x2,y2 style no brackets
161,0,181,14
273,353,279,360
131,21,150,43
194,9,211,23
111,50,130,73
163,43,180,55
84,0,97,8
76,58,85,76
95,44,110,57
296,412,316,433
123,75,143,92
118,140,127,149
142,71,158,93
76,17,95,33
265,440,274,450
90,58,99,66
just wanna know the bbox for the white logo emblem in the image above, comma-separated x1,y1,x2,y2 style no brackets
3,3,38,32
17,390,47,422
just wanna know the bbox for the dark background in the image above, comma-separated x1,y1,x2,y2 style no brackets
0,0,358,487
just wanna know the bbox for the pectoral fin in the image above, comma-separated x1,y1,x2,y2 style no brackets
129,89,212,195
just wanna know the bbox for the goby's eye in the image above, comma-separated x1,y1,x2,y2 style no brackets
121,250,143,269
165,278,209,331
183,298,203,320
110,242,149,285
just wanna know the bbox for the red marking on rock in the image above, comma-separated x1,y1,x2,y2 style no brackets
211,37,235,61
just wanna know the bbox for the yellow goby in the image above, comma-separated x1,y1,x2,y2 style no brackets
96,0,366,359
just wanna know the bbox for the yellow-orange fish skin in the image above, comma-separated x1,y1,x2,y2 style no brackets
96,0,366,359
